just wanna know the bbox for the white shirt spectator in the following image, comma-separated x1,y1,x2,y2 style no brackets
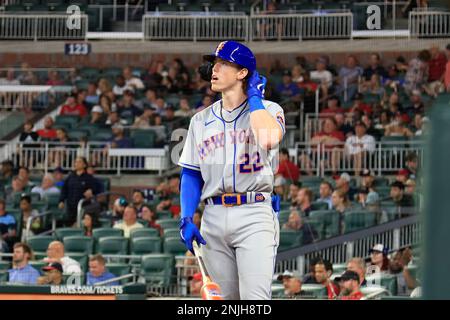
31,186,60,199
113,84,130,96
113,221,144,238
125,77,145,90
345,134,376,155
310,70,333,88
60,256,82,274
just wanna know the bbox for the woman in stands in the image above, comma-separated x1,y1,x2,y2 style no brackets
82,210,101,237
367,244,391,274
331,189,353,234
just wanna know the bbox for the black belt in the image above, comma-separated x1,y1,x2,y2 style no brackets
208,193,266,207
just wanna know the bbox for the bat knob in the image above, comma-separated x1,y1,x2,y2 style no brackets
201,282,223,300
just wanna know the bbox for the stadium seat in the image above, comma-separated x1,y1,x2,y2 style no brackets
0,272,8,284
105,263,132,285
44,193,61,209
140,254,174,287
130,130,156,148
360,285,391,299
343,210,377,233
54,115,80,129
77,123,101,136
279,202,292,211
92,228,124,242
98,218,112,228
130,228,159,239
278,210,291,224
0,261,11,271
64,236,94,255
332,263,347,274
96,236,129,255
29,260,46,274
27,235,55,255
67,129,89,141
156,210,173,220
310,201,329,211
162,228,179,239
156,219,179,230
75,80,90,91
300,284,328,298
90,129,113,142
54,228,84,241
131,236,162,255
102,67,122,78
66,253,89,273
373,177,390,187
308,210,340,239
80,67,100,81
163,237,187,256
366,273,398,295
279,230,302,251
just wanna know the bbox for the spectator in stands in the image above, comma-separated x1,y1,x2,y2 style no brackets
36,116,57,140
396,169,410,184
318,181,333,210
193,209,202,230
0,199,17,252
82,210,101,237
85,82,99,106
282,210,318,245
18,167,34,189
275,70,301,100
123,66,145,91
53,167,65,189
357,188,380,212
106,111,127,127
321,96,345,115
310,57,333,101
288,182,301,207
347,257,367,286
140,204,163,236
59,156,100,226
59,94,88,117
132,106,154,129
46,70,63,86
361,114,382,140
389,247,418,296
17,63,37,85
113,75,129,96
276,148,300,183
163,105,184,133
44,241,81,274
87,254,119,286
104,197,127,223
374,110,392,131
345,121,376,176
19,121,39,144
424,45,447,95
332,190,351,233
175,97,194,118
405,50,431,94
37,262,64,285
445,44,450,92
295,188,313,217
0,68,20,85
107,124,133,149
337,270,364,300
89,105,106,125
189,272,203,297
31,173,60,199
384,113,414,137
336,172,357,202
113,205,144,238
8,242,39,284
132,190,146,217
390,181,415,216
274,177,285,200
118,90,142,121
99,94,114,114
156,196,177,217
97,78,113,96
277,270,305,298
314,259,340,299
405,90,425,119
363,53,387,82
0,160,14,183
367,244,390,274
337,55,363,101
349,93,372,116
168,174,180,197
405,179,416,195
404,153,419,179
5,176,25,204
360,169,379,193
137,89,158,110
19,195,40,241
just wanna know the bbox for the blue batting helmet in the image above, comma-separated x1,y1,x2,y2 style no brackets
203,41,256,74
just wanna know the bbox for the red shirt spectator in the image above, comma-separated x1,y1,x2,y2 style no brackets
59,96,87,117
428,47,447,82
445,45,450,90
341,291,364,300
321,96,345,115
338,270,364,300
276,148,300,182
350,93,372,115
312,118,345,150
326,282,341,299
36,116,57,139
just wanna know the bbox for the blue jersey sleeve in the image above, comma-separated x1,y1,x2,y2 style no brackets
180,167,204,219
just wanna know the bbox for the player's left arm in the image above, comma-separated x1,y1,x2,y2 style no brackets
247,72,284,150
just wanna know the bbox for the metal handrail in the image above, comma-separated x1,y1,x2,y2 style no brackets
361,287,392,300
25,210,56,242
93,273,136,286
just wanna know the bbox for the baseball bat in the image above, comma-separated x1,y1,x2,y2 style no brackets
192,241,224,300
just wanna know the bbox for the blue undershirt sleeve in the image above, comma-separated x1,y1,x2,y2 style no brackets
180,167,204,220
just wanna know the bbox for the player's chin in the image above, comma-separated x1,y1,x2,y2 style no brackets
210,83,223,92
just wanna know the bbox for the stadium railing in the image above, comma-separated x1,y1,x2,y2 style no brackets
0,85,70,111
0,141,170,176
249,10,353,41
142,12,249,41
275,215,420,275
0,13,88,40
409,8,450,38
295,140,424,176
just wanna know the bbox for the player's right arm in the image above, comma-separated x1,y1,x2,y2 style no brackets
178,117,206,253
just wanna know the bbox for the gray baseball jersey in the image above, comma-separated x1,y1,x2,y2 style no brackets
178,99,285,199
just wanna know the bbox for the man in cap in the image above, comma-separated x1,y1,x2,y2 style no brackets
37,262,64,285
277,270,305,298
390,181,415,217
336,172,357,202
336,270,364,300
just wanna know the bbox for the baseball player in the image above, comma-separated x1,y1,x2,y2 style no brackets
178,41,285,300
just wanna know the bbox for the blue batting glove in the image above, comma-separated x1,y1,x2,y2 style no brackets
179,217,206,254
246,71,267,99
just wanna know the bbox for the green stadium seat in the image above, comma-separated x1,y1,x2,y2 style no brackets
279,230,302,251
156,210,173,220
373,177,390,187
156,219,179,230
66,253,88,273
130,228,159,239
130,130,156,148
140,254,174,287
311,201,329,211
75,80,90,91
98,218,112,228
102,67,122,78
162,228,179,239
67,129,89,141
380,136,408,149
80,67,100,81
96,236,129,255
278,210,291,225
131,236,162,255
280,201,291,211
360,285,391,299
366,273,398,295
332,263,347,275
90,129,113,142
64,236,94,255
77,123,101,136
44,193,61,209
105,263,132,285
54,228,84,241
92,228,123,242
0,261,11,271
54,115,80,129
271,284,285,298
308,210,340,239
300,284,328,298
0,272,8,284
163,237,187,256
27,235,55,255
343,210,377,233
